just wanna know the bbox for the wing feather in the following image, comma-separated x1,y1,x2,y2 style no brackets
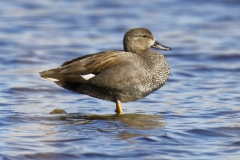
60,51,125,75
40,50,136,83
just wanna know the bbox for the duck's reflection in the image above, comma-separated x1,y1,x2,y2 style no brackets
59,113,164,139
62,113,164,129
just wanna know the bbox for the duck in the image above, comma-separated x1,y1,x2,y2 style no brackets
40,28,171,114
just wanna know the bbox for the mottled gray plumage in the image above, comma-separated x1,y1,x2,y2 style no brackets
40,28,171,110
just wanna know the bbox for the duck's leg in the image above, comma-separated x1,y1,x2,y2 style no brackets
115,100,123,114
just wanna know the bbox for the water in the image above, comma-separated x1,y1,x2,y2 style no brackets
1,0,240,159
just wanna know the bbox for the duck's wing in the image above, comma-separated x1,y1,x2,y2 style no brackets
60,50,126,75
40,50,129,83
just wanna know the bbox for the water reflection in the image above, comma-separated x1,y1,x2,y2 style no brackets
62,113,164,130
60,113,165,140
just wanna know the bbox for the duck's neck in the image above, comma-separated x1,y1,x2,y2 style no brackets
124,44,149,54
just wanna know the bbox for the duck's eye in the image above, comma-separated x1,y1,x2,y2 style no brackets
143,35,148,38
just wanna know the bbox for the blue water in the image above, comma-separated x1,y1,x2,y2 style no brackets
1,0,240,159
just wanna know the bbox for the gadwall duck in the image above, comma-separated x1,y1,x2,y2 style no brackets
40,28,171,114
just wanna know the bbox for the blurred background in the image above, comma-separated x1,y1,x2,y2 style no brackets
1,0,240,159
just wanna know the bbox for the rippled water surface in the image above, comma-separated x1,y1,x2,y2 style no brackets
1,0,240,159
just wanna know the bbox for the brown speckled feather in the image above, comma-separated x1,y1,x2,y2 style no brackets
60,51,124,75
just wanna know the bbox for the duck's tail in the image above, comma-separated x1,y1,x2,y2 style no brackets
39,68,87,83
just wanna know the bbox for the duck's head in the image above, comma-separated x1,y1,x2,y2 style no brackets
123,28,171,54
